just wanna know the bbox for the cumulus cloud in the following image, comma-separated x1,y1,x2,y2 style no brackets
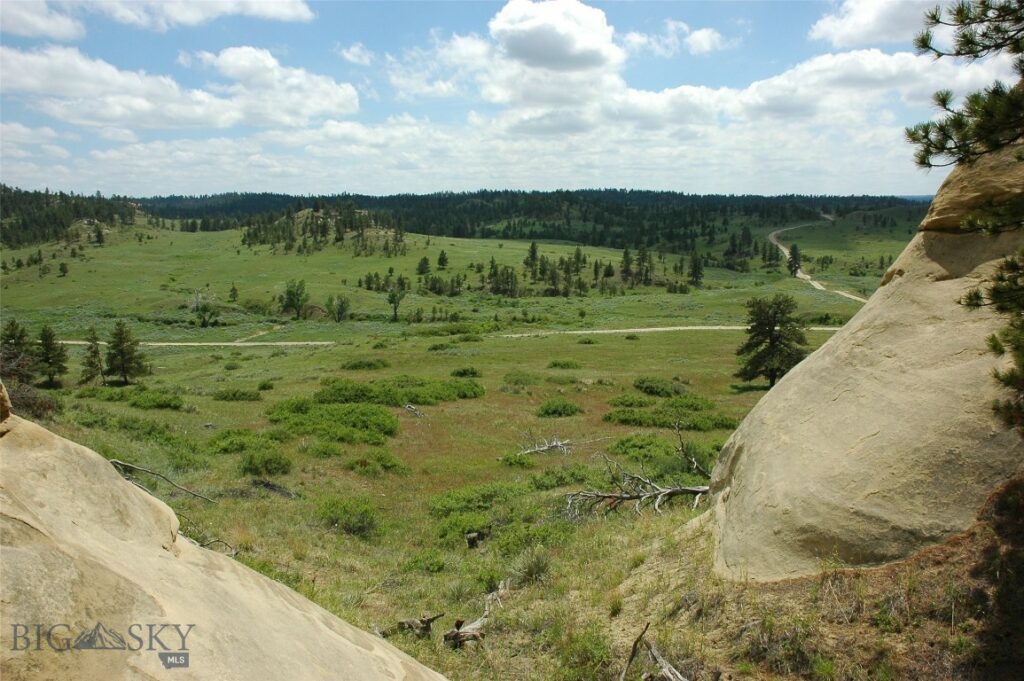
336,42,374,66
0,1,85,40
0,45,357,129
809,0,936,48
685,28,727,55
488,0,624,71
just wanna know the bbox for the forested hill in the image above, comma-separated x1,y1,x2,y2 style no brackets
135,190,920,250
0,185,136,248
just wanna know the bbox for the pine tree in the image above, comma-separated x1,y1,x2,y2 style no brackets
688,252,704,287
228,283,239,302
35,325,68,386
105,320,147,384
735,294,809,388
437,250,449,270
787,243,802,276
906,0,1023,167
79,327,105,385
417,256,431,275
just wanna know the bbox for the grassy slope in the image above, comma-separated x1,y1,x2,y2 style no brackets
4,208,982,681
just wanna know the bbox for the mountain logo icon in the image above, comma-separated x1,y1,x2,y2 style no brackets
73,623,127,650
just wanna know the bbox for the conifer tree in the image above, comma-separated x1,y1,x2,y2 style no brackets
105,320,147,384
79,327,105,385
735,294,808,388
35,325,68,386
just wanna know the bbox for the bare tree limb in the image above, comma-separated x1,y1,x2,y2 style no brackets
109,459,217,503
443,579,511,649
377,613,445,639
643,640,689,681
619,622,651,681
565,456,707,520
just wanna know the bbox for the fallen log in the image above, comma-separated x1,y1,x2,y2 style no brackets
377,613,445,639
443,579,511,649
565,457,707,519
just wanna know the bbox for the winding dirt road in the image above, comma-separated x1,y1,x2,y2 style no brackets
768,220,869,303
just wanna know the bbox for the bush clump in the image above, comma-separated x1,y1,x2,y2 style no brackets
429,482,525,518
307,441,343,458
529,463,598,491
318,497,381,538
503,370,541,387
451,367,481,377
212,388,262,402
313,376,484,407
239,449,292,476
537,397,583,417
633,376,685,397
77,385,183,410
257,380,274,391
206,428,275,454
341,358,389,370
608,393,654,408
267,399,399,444
577,337,596,345
547,359,581,369
609,433,676,462
343,449,410,477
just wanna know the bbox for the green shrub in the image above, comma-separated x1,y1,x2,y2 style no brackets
603,408,736,431
609,433,676,462
513,545,551,586
608,393,654,408
128,389,183,410
427,342,455,352
547,359,581,369
537,397,583,417
633,376,684,397
451,367,481,377
529,463,597,491
342,358,389,370
624,334,640,340
167,449,207,472
313,376,484,407
257,380,274,391
318,497,381,538
266,399,400,444
239,449,292,476
457,333,483,343
212,388,262,402
546,375,578,385
404,549,447,573
343,449,410,477
206,429,275,454
308,441,343,458
577,337,596,344
429,482,525,518
503,370,541,387
436,511,491,542
224,362,241,371
501,452,536,468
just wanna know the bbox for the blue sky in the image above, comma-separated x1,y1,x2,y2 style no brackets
0,0,1016,197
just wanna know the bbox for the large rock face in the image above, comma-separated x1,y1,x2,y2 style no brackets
709,145,1024,581
0,406,448,681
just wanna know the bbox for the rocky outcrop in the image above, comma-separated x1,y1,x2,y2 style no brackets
0,402,448,681
709,144,1024,581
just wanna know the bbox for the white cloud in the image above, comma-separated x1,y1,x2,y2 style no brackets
336,42,374,66
41,143,71,158
0,45,358,129
685,28,727,55
85,0,314,32
488,0,624,71
0,1,84,40
810,0,936,48
0,121,58,144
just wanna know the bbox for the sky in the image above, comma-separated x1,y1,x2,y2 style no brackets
0,0,1016,197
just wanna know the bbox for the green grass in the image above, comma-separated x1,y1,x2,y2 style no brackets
0,215,910,681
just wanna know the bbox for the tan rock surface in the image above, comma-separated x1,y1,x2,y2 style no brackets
710,146,1024,581
0,411,448,681
919,143,1024,231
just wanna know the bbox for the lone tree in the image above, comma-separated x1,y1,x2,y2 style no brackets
279,279,309,320
909,1,1023,437
325,294,351,322
105,320,147,384
437,249,449,270
787,243,802,277
387,287,406,322
79,327,105,385
416,256,431,275
687,253,704,287
35,325,68,386
735,294,808,388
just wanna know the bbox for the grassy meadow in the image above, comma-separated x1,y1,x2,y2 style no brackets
3,210,964,681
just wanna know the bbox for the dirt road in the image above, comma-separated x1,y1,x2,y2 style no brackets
768,221,869,303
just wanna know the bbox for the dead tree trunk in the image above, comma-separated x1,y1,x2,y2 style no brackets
443,579,510,648
565,457,707,519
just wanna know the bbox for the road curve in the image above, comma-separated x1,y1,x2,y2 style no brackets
768,221,869,303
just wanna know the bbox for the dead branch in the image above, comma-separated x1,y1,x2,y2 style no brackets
519,435,572,456
619,622,651,681
109,459,217,503
443,579,510,649
642,640,689,681
405,404,425,417
377,613,445,639
565,456,707,520
251,478,298,498
673,422,709,478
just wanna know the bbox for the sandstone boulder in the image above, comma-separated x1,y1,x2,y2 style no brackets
0,408,448,681
709,144,1024,581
